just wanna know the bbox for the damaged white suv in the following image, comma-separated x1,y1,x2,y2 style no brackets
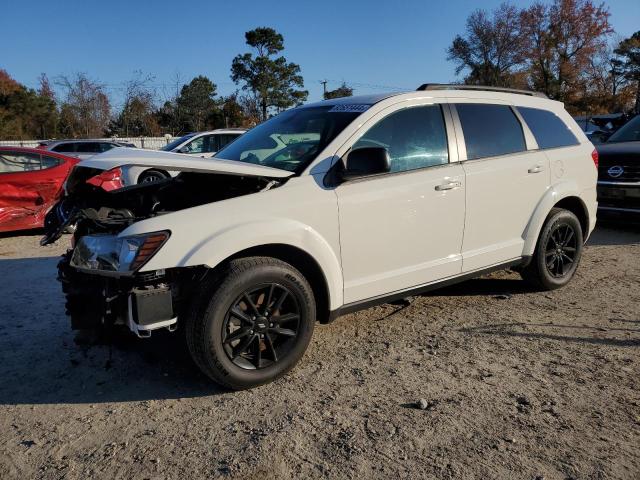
43,85,598,389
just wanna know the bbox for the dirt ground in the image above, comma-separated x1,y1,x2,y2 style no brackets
0,221,638,480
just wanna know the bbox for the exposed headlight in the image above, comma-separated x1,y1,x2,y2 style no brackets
71,231,170,273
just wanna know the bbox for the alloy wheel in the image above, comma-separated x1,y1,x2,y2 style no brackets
222,283,301,370
544,222,578,278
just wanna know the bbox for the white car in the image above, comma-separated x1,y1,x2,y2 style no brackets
124,129,247,184
43,84,597,389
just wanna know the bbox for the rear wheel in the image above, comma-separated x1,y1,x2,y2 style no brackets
521,208,583,290
138,169,169,184
185,257,315,390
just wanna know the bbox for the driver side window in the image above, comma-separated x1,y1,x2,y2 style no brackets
185,136,205,153
352,105,449,173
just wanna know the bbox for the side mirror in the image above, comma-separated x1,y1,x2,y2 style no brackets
340,147,390,181
178,146,190,154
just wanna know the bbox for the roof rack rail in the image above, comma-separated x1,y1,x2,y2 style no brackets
417,83,548,98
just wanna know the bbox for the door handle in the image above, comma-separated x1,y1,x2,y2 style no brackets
528,165,544,174
435,181,462,191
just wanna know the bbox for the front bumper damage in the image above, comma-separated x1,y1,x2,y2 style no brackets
57,251,186,337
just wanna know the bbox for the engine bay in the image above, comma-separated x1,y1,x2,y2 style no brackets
42,166,281,244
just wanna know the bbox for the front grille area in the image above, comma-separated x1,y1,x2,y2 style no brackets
598,164,640,182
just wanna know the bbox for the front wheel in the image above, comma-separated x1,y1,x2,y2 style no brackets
521,208,584,290
185,257,315,390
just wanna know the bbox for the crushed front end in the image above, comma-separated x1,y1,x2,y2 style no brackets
56,250,202,337
43,164,278,337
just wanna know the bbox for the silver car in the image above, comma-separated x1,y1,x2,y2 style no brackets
38,139,136,160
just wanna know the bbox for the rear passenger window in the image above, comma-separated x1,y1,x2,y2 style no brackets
52,143,76,153
218,134,239,150
456,104,526,160
353,105,449,173
81,143,103,153
99,143,116,152
517,107,579,149
41,156,61,169
204,135,219,153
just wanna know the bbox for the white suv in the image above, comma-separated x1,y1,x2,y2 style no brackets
43,85,598,389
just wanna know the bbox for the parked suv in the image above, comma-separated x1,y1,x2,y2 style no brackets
43,85,597,389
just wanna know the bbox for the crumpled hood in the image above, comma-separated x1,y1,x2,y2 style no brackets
78,148,294,178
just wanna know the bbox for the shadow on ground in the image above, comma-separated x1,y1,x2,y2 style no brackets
0,256,223,406
460,322,640,348
587,220,640,246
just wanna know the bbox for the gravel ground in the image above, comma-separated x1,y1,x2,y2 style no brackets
0,222,638,479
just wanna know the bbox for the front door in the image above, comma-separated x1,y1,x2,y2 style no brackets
335,104,466,304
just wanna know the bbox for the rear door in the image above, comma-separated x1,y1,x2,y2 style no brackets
335,102,466,304
452,102,550,271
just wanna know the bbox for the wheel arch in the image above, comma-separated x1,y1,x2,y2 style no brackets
140,217,345,316
222,244,332,324
523,181,590,256
138,168,170,183
553,196,589,237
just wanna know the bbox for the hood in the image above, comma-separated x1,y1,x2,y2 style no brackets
78,148,294,178
596,141,640,164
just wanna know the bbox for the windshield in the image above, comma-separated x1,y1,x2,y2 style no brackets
214,105,368,172
161,133,196,151
607,115,640,143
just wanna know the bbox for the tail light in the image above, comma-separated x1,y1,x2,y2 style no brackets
591,149,599,169
86,167,124,191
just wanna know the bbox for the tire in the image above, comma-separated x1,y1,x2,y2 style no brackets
138,169,169,184
521,208,584,290
185,257,316,390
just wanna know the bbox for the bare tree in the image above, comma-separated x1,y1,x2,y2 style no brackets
117,71,157,136
447,3,527,87
56,73,111,138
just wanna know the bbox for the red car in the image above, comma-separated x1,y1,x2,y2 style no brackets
0,147,79,233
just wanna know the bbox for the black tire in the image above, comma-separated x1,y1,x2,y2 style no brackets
138,169,169,184
521,208,583,290
185,257,315,390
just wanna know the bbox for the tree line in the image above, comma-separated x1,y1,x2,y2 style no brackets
447,0,640,116
2,3,639,141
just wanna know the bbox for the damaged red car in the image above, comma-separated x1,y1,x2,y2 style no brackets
0,147,79,232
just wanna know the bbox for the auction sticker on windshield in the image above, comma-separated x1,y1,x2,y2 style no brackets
329,104,371,113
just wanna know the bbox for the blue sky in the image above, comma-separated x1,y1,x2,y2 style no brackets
2,0,639,108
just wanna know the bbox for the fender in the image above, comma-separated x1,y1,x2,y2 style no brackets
141,218,344,310
522,180,587,256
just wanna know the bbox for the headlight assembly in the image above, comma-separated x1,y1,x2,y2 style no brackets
71,231,170,273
